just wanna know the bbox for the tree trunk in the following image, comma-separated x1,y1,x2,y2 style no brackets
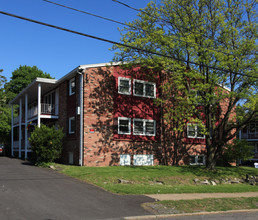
206,152,216,170
206,140,218,170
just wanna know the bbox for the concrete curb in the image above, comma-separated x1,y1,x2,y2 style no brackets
124,209,258,220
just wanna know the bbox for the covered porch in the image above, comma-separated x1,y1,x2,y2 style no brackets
10,78,58,159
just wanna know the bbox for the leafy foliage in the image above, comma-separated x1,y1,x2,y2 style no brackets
0,69,12,143
113,0,258,169
0,65,53,144
5,65,53,103
222,139,254,166
29,124,64,163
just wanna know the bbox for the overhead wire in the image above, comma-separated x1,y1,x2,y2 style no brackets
0,10,257,79
43,0,234,57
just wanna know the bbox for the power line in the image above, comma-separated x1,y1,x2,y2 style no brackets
43,0,234,57
43,0,125,26
0,10,257,79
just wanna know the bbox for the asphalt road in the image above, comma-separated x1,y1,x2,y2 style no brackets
0,157,154,220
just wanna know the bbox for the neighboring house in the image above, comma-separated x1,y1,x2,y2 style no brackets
239,120,258,162
9,62,231,166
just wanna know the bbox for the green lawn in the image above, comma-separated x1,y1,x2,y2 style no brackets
53,164,258,194
143,197,258,214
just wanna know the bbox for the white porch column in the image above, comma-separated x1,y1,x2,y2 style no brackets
37,83,41,127
19,98,22,158
11,104,14,157
55,88,59,115
25,94,28,159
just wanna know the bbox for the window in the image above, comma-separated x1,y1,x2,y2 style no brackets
44,91,55,105
190,155,206,165
187,123,205,139
190,89,205,105
69,117,75,134
250,143,258,153
118,77,131,95
133,119,156,136
118,117,131,135
133,80,156,98
69,78,76,96
249,122,257,134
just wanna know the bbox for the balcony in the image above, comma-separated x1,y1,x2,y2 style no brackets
13,103,58,125
28,103,58,119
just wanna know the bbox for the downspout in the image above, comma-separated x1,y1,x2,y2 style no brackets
77,68,84,166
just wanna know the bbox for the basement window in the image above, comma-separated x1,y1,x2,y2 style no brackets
190,155,206,165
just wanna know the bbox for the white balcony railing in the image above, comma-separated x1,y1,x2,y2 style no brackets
28,103,57,119
41,103,55,115
13,103,58,125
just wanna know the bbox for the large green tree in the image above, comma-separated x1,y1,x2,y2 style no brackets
113,0,257,169
0,69,11,143
5,65,53,103
0,66,53,145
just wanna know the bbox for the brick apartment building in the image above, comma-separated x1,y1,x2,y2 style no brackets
239,119,258,163
10,62,228,166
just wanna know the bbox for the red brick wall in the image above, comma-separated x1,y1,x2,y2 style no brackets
58,76,80,165
59,65,236,167
82,66,163,166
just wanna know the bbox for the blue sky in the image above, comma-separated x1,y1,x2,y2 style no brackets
1,0,150,81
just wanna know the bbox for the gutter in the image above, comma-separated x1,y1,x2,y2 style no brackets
77,68,84,166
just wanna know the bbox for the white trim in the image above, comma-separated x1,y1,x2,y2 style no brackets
69,77,76,96
187,123,205,139
133,79,156,98
79,62,123,69
19,99,22,158
69,116,75,134
25,94,28,159
118,117,131,135
37,83,41,127
11,105,14,156
133,118,156,136
55,88,59,115
118,77,131,95
9,78,57,104
40,115,59,119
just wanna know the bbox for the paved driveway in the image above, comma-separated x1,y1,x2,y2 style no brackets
0,157,154,220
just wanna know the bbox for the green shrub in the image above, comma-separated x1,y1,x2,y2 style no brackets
29,124,64,163
223,139,254,166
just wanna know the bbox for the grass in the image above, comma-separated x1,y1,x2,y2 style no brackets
143,197,258,214
52,164,258,194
